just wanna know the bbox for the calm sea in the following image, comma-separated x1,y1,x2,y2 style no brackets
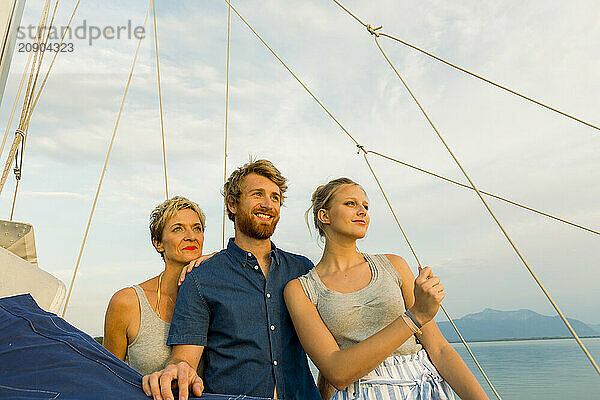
453,338,600,400
309,338,600,399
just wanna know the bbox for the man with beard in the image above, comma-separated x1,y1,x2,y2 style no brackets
142,160,320,400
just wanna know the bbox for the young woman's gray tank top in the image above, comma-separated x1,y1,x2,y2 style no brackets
298,253,422,356
124,285,172,375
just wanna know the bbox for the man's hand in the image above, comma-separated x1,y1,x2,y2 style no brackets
142,361,204,400
178,252,217,286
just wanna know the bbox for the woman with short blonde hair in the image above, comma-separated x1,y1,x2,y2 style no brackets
103,196,207,375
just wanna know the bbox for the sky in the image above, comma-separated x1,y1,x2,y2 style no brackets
0,0,598,337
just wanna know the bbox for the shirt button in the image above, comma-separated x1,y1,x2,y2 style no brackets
273,360,278,366
248,252,252,257
254,265,259,270
270,325,275,331
266,293,271,298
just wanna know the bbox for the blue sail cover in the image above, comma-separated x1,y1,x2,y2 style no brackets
0,294,269,400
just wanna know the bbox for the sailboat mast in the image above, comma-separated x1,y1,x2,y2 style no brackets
0,0,26,108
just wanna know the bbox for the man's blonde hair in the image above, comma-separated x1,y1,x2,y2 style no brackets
149,196,206,257
223,159,287,221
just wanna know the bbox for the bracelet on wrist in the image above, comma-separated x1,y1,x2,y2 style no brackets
405,309,423,329
401,312,422,335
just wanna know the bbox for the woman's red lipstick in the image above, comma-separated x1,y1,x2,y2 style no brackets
183,245,197,251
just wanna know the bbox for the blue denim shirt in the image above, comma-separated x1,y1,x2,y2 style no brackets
167,238,320,400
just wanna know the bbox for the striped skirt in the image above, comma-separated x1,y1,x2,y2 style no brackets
332,350,455,400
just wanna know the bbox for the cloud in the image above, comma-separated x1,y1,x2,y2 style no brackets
19,191,89,200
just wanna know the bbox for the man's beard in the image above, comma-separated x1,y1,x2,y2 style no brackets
236,207,279,240
235,205,279,240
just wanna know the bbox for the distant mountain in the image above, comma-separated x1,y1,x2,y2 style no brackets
437,308,600,342
590,324,600,333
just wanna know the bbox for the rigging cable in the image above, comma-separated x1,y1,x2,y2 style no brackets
0,0,53,203
220,0,360,148
365,150,599,236
222,5,231,249
152,0,169,200
23,0,82,130
331,0,600,377
10,0,79,217
25,0,61,123
0,44,34,172
372,26,600,377
220,0,500,395
62,0,153,318
0,0,82,200
330,0,599,133
10,130,25,220
1,35,594,239
0,0,38,159
18,0,52,129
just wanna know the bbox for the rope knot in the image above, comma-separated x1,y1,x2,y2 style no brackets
356,144,366,154
366,25,382,37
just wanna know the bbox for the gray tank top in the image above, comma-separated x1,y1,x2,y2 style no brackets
125,285,172,375
298,253,422,356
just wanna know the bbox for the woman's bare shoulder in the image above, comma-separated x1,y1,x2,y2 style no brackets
107,287,138,314
103,287,139,356
284,278,314,306
284,277,303,295
383,254,415,279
